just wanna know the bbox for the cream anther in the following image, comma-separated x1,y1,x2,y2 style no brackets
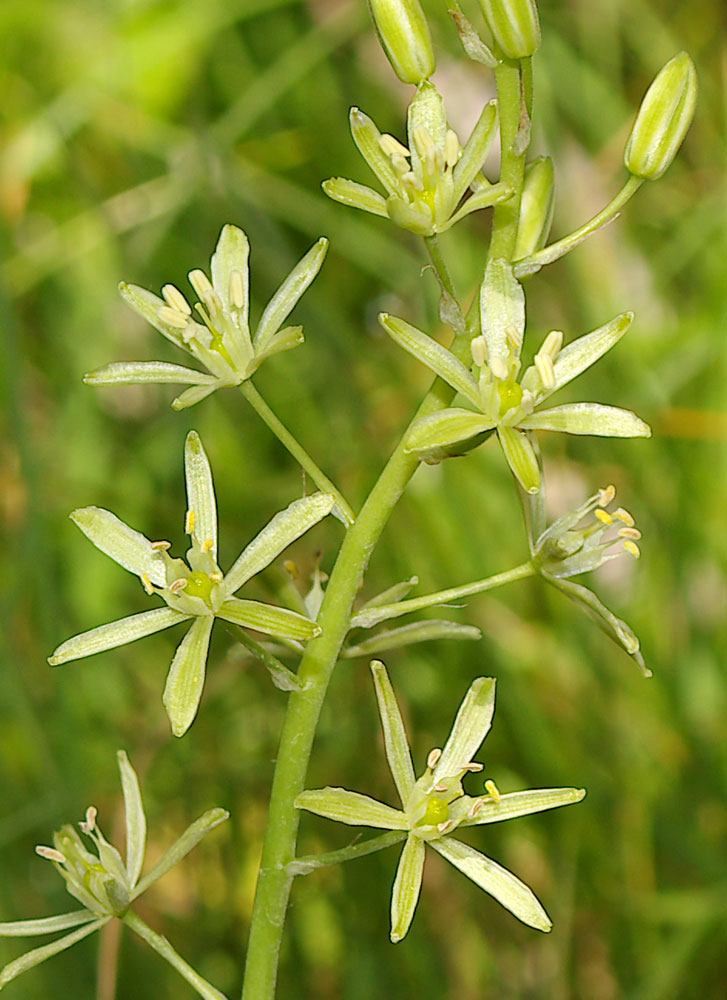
444,129,460,168
427,748,442,769
469,799,484,817
433,782,448,793
505,323,523,349
162,284,192,315
437,819,456,835
140,573,154,595
170,578,188,593
623,540,641,558
36,845,67,863
188,269,213,299
412,126,436,156
79,806,98,834
379,133,410,159
490,355,508,380
598,485,616,506
534,352,556,389
185,510,196,534
401,171,423,191
540,329,563,359
209,572,223,583
228,269,246,309
614,507,634,526
158,306,191,329
619,527,642,540
151,540,172,550
463,762,483,772
471,336,488,367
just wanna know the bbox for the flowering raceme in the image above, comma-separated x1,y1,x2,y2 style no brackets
84,224,328,410
49,431,335,735
297,662,584,942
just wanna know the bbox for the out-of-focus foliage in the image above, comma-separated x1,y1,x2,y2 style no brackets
1,0,724,997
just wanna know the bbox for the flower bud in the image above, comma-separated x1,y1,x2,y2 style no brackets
624,52,697,180
514,156,554,259
478,0,541,60
368,0,436,85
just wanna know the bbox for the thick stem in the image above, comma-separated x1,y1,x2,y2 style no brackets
240,380,355,526
489,61,529,261
240,331,472,1000
350,562,535,628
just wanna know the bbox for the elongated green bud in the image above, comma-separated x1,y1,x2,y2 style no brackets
368,0,436,85
624,52,697,180
514,156,554,259
478,0,541,60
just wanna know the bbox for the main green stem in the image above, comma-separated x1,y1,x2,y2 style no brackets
240,62,530,1000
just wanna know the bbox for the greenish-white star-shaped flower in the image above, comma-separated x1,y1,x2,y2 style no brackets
323,82,511,236
381,258,651,492
49,431,335,735
0,752,228,999
84,224,328,410
296,662,585,942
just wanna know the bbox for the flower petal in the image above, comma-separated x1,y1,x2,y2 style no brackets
218,598,320,640
70,507,167,586
405,408,496,458
549,312,633,396
83,362,217,386
390,836,425,943
432,837,552,931
132,808,229,899
349,108,400,195
0,918,109,990
452,100,498,203
117,751,147,888
480,258,525,373
255,238,328,351
370,661,416,805
171,383,223,410
48,608,190,666
0,911,98,937
521,403,652,437
497,426,541,493
184,431,218,557
210,223,249,328
118,282,192,349
322,177,389,217
222,493,335,597
344,621,481,658
456,787,586,827
295,788,408,829
378,314,481,407
162,617,214,737
433,677,495,783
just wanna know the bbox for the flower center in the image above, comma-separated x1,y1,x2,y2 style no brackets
497,379,523,416
184,570,215,605
419,796,450,827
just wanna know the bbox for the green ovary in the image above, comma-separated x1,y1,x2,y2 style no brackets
184,571,214,605
497,379,523,416
419,796,449,827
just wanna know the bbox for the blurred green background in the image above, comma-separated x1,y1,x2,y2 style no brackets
1,0,725,997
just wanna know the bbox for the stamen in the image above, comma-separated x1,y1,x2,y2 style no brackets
401,170,423,191
229,269,246,309
283,559,298,579
540,329,563,359
433,782,448,793
598,485,616,507
379,133,410,159
36,846,66,863
79,806,97,834
151,540,171,550
140,573,154,595
390,154,410,175
469,799,484,817
444,129,460,168
505,323,523,349
623,540,641,559
158,305,191,329
162,284,192,315
185,509,196,535
188,268,213,299
613,507,634,527
201,287,224,316
490,355,508,380
412,126,435,158
619,527,642,540
437,819,457,835
534,352,556,389
471,336,488,367
427,748,442,769
201,538,215,553
485,779,501,802
170,578,188,593
209,572,223,583
463,762,483,772
595,509,613,526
